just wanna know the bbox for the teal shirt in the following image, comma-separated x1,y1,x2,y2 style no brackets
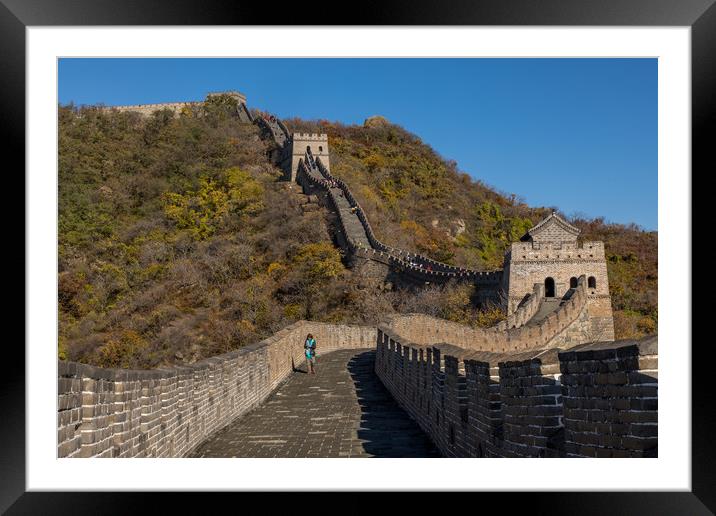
305,338,316,358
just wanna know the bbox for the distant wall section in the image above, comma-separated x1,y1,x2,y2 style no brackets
104,91,252,122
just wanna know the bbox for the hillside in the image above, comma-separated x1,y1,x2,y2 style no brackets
58,101,657,368
284,116,657,340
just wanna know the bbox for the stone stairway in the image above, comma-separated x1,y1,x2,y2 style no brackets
256,112,503,295
303,158,372,248
525,297,564,326
257,115,289,147
329,187,373,247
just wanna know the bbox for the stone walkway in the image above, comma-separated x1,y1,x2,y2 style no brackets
304,164,372,247
189,349,439,458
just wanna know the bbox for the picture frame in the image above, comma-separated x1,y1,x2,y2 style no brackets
4,0,708,511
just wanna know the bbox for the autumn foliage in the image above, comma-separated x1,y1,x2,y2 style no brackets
58,103,656,368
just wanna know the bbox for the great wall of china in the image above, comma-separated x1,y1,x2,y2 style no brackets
58,92,656,458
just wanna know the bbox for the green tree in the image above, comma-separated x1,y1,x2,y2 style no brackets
290,243,344,318
203,93,240,126
460,201,532,268
163,167,264,239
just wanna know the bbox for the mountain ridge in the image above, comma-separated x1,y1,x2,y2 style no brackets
58,100,656,369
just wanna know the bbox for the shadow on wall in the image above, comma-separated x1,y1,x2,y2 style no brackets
498,357,566,458
346,350,441,458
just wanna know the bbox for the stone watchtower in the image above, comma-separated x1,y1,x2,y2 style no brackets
286,133,330,180
502,212,615,340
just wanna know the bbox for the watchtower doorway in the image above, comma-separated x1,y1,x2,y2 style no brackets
545,277,556,297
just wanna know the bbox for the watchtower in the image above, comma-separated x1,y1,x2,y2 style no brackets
502,212,614,340
288,133,330,181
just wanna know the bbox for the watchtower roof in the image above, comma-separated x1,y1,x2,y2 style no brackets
520,211,580,242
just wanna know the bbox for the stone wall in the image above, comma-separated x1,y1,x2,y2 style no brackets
375,328,657,458
310,156,503,296
108,101,199,117
381,276,593,353
106,91,252,122
57,321,376,458
296,162,360,256
586,296,616,341
559,338,658,457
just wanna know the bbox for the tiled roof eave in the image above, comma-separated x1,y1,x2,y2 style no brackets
527,212,580,237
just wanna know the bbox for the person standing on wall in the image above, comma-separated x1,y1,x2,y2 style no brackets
304,333,317,374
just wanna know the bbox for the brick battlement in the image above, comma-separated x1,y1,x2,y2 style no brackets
508,241,605,261
375,328,657,458
292,133,329,141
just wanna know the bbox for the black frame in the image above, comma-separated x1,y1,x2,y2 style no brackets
3,0,708,512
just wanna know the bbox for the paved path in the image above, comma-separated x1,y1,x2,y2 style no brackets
189,349,439,458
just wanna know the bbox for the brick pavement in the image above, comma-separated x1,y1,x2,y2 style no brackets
189,349,439,458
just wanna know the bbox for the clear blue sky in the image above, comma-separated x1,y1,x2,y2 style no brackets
59,58,657,230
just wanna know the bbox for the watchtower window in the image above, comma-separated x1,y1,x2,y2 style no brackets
545,277,555,297
318,146,323,152
570,277,578,288
588,276,597,289
306,145,311,153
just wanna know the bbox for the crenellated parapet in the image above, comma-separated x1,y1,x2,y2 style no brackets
509,239,606,256
495,282,545,330
375,327,657,458
293,133,328,141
